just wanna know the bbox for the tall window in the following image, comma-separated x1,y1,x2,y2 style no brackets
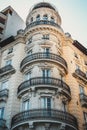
1,81,8,90
79,85,84,94
36,15,40,21
22,99,30,111
43,14,48,20
0,108,4,118
6,59,12,65
42,69,51,78
24,72,31,81
41,97,52,109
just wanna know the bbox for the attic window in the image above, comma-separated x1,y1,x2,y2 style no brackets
8,47,13,54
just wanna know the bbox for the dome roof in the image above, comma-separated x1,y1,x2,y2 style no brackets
32,2,56,11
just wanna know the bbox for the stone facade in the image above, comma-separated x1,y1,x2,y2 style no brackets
0,2,87,130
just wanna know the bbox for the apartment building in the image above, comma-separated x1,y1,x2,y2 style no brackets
0,2,87,130
0,6,25,41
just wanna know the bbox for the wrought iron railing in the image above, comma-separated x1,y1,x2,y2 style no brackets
0,89,9,98
20,53,67,71
26,20,62,30
11,109,78,129
0,65,15,76
17,77,71,99
75,69,87,80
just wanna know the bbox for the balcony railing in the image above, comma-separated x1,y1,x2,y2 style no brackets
11,109,78,130
79,93,87,108
26,20,62,31
17,77,71,99
0,119,6,128
0,65,15,77
73,69,87,83
0,89,9,101
20,53,67,72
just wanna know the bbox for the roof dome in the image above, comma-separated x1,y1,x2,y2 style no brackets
32,2,56,11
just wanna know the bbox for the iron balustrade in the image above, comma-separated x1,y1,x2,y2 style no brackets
20,53,67,70
11,109,78,129
26,20,62,30
0,89,9,98
0,65,15,76
80,93,87,102
0,119,6,127
17,77,71,97
75,69,87,80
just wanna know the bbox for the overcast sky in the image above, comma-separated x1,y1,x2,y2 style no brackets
0,0,87,48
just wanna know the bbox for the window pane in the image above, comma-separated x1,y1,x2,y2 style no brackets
6,60,12,65
2,81,8,90
23,100,29,111
0,108,4,118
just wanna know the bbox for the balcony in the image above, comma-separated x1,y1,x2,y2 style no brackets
17,77,71,100
20,53,68,72
84,123,87,130
0,119,6,128
0,89,9,102
79,93,87,108
0,65,15,77
73,69,87,84
11,109,78,130
26,20,63,31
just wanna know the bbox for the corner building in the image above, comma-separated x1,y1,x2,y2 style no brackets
0,2,87,130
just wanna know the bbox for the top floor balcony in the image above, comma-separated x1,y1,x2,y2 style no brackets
73,69,87,84
26,20,63,32
0,65,15,77
20,53,68,73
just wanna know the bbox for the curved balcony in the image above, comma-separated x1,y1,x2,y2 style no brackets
26,20,63,32
17,77,71,100
0,65,15,77
20,53,68,72
11,109,78,130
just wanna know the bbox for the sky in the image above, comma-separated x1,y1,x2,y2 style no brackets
0,0,87,48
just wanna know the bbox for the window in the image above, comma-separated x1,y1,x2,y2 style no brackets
62,102,67,112
41,97,52,109
24,72,31,80
6,59,12,65
28,37,32,44
27,50,32,55
42,34,49,40
1,81,8,90
42,69,51,78
22,99,30,111
8,47,13,54
0,108,4,118
31,17,33,22
84,61,87,65
84,112,87,123
43,14,48,20
50,17,55,23
36,15,40,21
79,85,84,94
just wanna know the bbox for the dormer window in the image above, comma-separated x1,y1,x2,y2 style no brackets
36,15,40,21
43,14,48,21
50,17,55,23
28,37,32,44
31,17,33,23
42,34,49,40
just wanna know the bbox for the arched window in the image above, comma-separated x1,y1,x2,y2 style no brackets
43,14,48,20
50,17,55,23
36,15,40,21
